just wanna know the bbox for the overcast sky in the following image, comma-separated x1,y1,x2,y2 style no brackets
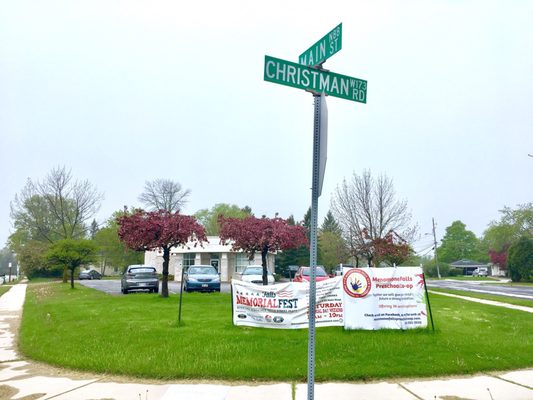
1,0,532,255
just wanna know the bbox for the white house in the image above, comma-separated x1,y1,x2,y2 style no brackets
144,236,276,282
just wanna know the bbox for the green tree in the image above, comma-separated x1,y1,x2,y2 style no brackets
9,166,102,280
275,210,313,268
194,203,252,235
482,203,533,269
507,236,533,282
318,230,349,273
93,213,143,275
437,221,483,263
321,211,342,235
10,166,102,243
46,239,97,288
303,207,311,234
89,219,99,239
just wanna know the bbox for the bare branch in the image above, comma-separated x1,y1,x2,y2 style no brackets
10,166,103,242
331,170,417,266
138,179,191,212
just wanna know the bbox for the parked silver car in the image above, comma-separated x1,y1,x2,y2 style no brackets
121,265,159,294
240,265,275,285
472,267,489,277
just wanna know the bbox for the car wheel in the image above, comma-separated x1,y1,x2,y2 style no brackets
122,288,128,294
154,287,159,294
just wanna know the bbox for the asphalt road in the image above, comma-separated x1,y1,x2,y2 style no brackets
79,279,232,295
426,279,533,300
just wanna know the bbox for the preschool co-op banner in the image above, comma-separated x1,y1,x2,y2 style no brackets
231,267,428,330
342,267,428,330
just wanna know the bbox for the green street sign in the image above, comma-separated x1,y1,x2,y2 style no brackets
264,55,367,104
299,23,342,66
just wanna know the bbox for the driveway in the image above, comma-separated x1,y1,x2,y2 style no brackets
426,279,533,300
79,279,232,295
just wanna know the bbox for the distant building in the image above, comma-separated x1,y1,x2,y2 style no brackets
449,259,489,276
144,236,276,282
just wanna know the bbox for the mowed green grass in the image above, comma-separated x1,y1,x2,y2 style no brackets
0,286,11,297
20,283,533,381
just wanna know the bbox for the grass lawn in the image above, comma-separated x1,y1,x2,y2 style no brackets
430,288,533,308
20,283,533,382
0,286,11,297
26,277,63,284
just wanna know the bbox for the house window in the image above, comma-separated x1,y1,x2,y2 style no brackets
235,253,252,273
183,253,196,268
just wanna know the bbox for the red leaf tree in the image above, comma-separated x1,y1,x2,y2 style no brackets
117,210,207,297
489,249,508,270
372,230,412,267
219,216,308,285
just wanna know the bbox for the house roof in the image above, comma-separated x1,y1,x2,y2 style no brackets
449,259,487,267
169,236,234,254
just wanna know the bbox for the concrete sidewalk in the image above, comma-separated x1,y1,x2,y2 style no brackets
1,284,532,400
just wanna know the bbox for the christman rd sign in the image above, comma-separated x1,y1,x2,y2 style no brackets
264,55,367,104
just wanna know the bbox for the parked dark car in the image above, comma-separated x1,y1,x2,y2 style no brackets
121,265,159,294
79,269,102,280
183,265,220,292
287,265,300,280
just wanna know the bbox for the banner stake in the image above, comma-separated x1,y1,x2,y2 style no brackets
422,273,435,332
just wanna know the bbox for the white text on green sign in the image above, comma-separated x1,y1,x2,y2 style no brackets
299,23,342,66
264,55,367,104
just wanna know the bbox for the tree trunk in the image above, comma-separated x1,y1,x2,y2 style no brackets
161,246,170,297
261,246,268,285
70,267,75,289
63,267,68,283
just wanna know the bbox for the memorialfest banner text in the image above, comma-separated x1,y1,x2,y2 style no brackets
232,278,343,329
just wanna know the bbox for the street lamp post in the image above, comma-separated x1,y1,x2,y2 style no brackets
432,218,440,279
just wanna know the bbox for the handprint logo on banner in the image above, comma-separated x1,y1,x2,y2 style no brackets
343,268,371,298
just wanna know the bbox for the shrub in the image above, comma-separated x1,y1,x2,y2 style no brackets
508,236,533,282
423,262,452,277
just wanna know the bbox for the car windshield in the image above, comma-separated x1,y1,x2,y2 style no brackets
129,267,155,274
243,267,268,275
301,267,327,277
188,267,217,275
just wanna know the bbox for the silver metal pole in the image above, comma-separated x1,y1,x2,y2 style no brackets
307,94,321,400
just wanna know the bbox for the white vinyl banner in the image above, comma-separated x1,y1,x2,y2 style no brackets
232,277,344,329
342,267,428,330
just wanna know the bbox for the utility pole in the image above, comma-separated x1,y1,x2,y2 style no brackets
432,218,440,279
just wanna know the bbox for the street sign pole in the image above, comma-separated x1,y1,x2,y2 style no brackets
307,93,321,400
262,23,365,400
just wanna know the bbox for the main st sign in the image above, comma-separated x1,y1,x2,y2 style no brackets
299,23,342,67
